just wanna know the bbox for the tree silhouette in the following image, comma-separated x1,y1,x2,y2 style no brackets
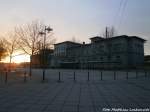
70,36,81,43
0,39,7,62
102,26,117,38
2,32,19,71
15,20,56,77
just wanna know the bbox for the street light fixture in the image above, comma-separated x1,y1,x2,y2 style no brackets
39,26,53,82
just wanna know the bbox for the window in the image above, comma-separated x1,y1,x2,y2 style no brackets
113,43,122,51
108,56,111,59
116,56,120,59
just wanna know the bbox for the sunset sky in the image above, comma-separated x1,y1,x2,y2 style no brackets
0,0,150,57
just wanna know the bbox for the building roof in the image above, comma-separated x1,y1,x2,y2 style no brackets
90,35,146,42
54,35,146,47
90,36,104,40
67,43,91,50
54,41,82,46
111,35,146,42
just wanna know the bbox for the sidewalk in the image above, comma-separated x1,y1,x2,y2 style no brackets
0,77,150,112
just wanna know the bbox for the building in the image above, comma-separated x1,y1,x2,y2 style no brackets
52,35,146,69
144,55,150,68
50,41,81,68
31,49,54,68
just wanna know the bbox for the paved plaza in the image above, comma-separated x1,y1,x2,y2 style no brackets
0,69,150,112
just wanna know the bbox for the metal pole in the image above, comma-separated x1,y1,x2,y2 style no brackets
114,71,116,80
24,58,27,82
5,71,7,84
42,26,46,82
126,71,128,80
145,71,147,78
73,71,76,82
24,71,27,82
136,71,138,79
39,26,52,83
58,71,61,82
101,71,103,80
42,70,45,81
88,71,89,81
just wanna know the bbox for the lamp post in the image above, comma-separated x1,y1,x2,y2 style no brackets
39,26,53,81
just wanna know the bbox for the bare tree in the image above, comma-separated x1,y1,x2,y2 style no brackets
70,36,81,43
3,32,19,71
101,26,117,68
15,20,56,77
0,39,7,62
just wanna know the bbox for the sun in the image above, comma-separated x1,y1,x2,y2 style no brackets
12,55,30,63
1,51,30,63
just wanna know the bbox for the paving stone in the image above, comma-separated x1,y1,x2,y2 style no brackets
0,69,150,112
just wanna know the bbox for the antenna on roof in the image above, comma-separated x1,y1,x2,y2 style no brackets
106,27,108,38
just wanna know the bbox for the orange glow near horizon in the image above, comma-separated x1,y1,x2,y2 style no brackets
2,55,30,63
12,55,30,63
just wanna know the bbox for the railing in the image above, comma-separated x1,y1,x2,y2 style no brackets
0,68,149,85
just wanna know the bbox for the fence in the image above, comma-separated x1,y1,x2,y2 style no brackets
0,68,149,85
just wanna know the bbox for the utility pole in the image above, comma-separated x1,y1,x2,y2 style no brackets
39,26,53,82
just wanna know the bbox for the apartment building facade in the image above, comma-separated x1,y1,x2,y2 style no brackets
51,35,145,69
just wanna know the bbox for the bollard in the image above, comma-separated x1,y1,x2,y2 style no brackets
136,71,138,79
24,71,27,82
114,71,116,80
145,71,147,78
58,72,61,82
101,71,103,80
77,104,79,112
73,71,76,82
42,70,45,81
5,71,8,84
88,71,89,81
126,71,128,80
